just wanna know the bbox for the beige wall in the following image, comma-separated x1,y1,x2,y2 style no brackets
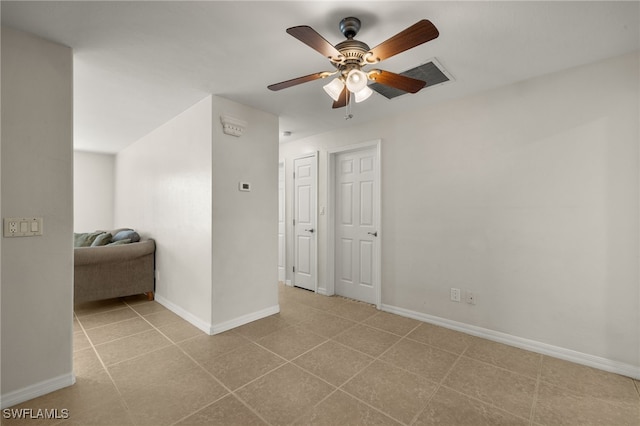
1,27,74,406
280,51,640,375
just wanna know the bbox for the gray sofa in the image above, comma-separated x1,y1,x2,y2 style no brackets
74,229,156,304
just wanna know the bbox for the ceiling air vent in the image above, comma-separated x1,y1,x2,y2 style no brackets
370,59,451,99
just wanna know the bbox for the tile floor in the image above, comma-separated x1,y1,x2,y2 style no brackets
4,283,639,425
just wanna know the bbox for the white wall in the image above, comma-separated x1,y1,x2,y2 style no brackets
210,97,279,330
115,95,279,333
280,51,639,375
115,96,213,328
73,151,115,232
1,27,74,407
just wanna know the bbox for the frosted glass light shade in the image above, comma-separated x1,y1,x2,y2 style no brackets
354,85,373,103
345,69,368,93
323,78,345,101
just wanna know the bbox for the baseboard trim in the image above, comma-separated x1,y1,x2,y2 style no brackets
155,295,213,335
0,372,75,409
210,304,280,335
381,304,640,380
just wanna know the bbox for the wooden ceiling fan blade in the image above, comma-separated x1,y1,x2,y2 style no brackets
368,70,426,94
287,25,342,60
332,86,348,109
366,20,439,63
267,72,331,91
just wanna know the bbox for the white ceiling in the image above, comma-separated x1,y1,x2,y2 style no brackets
2,1,638,153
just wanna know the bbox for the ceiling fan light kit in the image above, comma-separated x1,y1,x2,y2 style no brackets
268,16,439,116
323,78,345,102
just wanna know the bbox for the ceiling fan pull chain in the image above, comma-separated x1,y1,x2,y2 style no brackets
345,92,353,120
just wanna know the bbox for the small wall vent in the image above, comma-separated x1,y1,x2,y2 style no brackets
370,58,452,99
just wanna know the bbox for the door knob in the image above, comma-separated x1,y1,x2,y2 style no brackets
367,231,378,237
305,228,315,233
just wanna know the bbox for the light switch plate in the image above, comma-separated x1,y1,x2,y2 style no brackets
3,217,43,237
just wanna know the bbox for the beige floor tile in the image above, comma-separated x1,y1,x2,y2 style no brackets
73,317,82,333
179,331,248,363
5,370,121,424
157,319,204,343
73,347,105,376
326,298,378,322
540,356,639,403
176,394,266,426
128,300,169,316
443,356,536,418
94,329,172,366
415,386,529,426
379,338,459,382
108,345,228,426
296,292,343,311
84,317,152,345
142,309,182,327
292,390,401,426
464,337,542,378
234,315,290,341
362,311,421,336
333,324,400,357
276,300,318,325
293,340,373,386
205,342,285,390
406,323,471,354
63,398,135,426
236,363,335,426
73,331,91,352
342,360,438,424
76,307,137,330
257,325,327,360
298,310,357,338
73,299,126,317
534,381,640,426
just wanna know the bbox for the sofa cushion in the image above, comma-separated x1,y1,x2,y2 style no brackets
106,239,131,246
113,230,140,243
74,232,104,247
91,232,112,247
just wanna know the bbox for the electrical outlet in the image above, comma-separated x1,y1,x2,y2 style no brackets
450,288,461,302
466,291,476,305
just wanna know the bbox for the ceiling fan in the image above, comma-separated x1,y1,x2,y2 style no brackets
267,17,439,110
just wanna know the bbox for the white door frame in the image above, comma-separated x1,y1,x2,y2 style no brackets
326,140,382,308
278,161,286,283
293,152,318,292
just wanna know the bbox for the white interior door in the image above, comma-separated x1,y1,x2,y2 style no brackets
294,155,316,291
278,162,285,282
335,147,379,304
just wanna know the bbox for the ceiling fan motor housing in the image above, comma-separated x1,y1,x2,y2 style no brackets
339,17,361,39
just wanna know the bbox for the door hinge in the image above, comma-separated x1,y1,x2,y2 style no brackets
293,172,295,179
293,219,296,226
293,266,296,273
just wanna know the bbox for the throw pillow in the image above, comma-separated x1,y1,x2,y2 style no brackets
74,231,103,247
113,230,140,243
90,232,112,247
